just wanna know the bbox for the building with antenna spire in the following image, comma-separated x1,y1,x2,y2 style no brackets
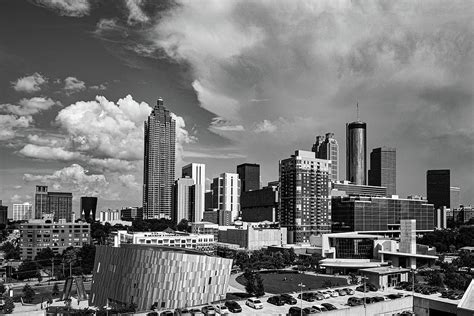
346,103,367,185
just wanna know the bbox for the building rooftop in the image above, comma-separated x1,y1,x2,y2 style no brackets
379,250,438,260
324,232,387,239
360,266,411,275
320,259,389,269
120,244,211,256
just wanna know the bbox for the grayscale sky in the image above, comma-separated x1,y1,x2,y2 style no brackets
0,0,472,215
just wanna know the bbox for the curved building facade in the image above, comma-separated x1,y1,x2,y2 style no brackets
90,245,232,311
346,121,367,185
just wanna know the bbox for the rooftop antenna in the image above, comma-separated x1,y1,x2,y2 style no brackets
356,102,359,121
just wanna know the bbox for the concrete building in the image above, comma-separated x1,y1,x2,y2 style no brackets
450,186,461,210
34,185,48,219
13,202,33,221
182,163,206,222
121,206,143,221
452,205,474,224
332,196,435,236
331,181,387,197
99,209,120,223
237,163,260,192
143,98,176,220
280,150,331,243
19,220,90,260
203,209,232,226
218,224,287,250
80,196,97,222
172,177,195,223
368,147,396,196
346,120,367,185
114,230,215,253
312,132,339,182
427,169,450,210
241,184,278,222
211,173,240,221
190,221,219,240
360,266,410,290
0,200,8,225
48,192,73,222
89,245,233,311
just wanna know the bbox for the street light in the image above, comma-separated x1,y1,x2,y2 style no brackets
298,282,305,316
411,269,416,296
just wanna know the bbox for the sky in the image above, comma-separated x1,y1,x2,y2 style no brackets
0,0,473,216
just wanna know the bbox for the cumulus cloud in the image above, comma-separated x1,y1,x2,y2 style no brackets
64,77,86,94
19,144,85,161
125,0,149,24
90,84,107,91
12,73,47,92
209,117,245,132
0,97,58,116
33,0,90,17
0,115,32,141
254,120,277,133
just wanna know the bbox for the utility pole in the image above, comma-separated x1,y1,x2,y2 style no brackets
51,258,54,283
298,282,305,316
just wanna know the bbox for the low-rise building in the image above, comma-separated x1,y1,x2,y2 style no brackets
218,223,287,250
113,230,215,253
121,206,143,221
13,202,33,221
99,209,120,223
19,220,90,260
190,221,219,240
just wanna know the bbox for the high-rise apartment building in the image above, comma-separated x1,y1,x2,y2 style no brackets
346,121,367,185
312,133,339,182
173,177,195,223
48,192,73,222
368,147,396,196
211,173,241,222
13,202,33,221
143,98,176,219
80,196,98,222
426,169,450,210
0,200,7,225
279,150,331,243
34,185,48,219
182,163,206,222
237,163,260,192
450,186,461,210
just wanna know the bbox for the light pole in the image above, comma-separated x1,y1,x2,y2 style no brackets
298,282,305,316
411,269,416,296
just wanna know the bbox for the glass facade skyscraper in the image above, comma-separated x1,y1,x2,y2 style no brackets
312,132,339,182
237,163,260,192
346,121,367,185
143,98,176,219
426,169,450,210
368,147,396,196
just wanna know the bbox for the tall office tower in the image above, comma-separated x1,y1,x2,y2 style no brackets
13,202,33,221
0,200,8,225
450,187,461,210
80,196,98,222
211,173,241,222
368,147,396,196
48,192,73,222
280,150,331,244
34,185,48,219
205,191,213,210
426,169,450,210
312,133,339,182
172,177,195,223
237,163,260,192
143,98,176,219
182,163,206,222
346,121,367,185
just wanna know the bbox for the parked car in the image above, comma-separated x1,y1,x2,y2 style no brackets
367,283,378,291
189,309,204,315
398,311,415,316
347,297,364,306
356,285,370,293
320,291,331,299
344,288,355,295
326,289,339,297
311,292,325,300
174,308,192,315
312,305,328,312
214,305,229,315
337,289,347,296
201,305,216,315
245,298,263,309
161,311,174,316
288,307,302,316
395,282,410,290
224,301,242,313
448,292,464,300
321,303,337,311
386,293,404,300
267,296,285,306
372,296,385,302
280,294,297,305
298,292,315,302
303,307,321,315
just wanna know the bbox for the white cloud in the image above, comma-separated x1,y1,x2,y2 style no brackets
209,117,245,132
254,120,277,133
64,77,86,94
125,0,149,25
33,0,90,17
12,73,47,93
19,144,84,161
0,97,58,116
90,84,107,90
0,115,32,141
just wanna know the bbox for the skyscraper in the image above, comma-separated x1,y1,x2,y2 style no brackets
280,150,331,243
427,169,450,210
312,133,339,182
368,147,396,196
173,177,195,223
13,202,33,221
48,192,73,222
450,186,461,210
34,185,48,219
0,200,8,225
237,163,260,192
143,98,176,219
211,173,240,221
182,163,206,222
80,196,98,222
346,121,367,185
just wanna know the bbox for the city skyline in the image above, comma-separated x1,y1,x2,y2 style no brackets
0,1,473,213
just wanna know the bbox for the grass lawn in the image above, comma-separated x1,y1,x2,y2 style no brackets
236,272,348,294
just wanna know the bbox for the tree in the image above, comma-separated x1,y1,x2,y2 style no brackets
244,269,256,295
348,273,359,285
309,253,322,271
176,219,190,232
34,247,55,267
0,241,20,260
444,272,471,291
37,272,43,283
2,297,14,314
288,248,297,264
17,260,38,280
78,244,96,274
22,284,35,303
0,283,6,295
52,283,60,296
62,247,79,277
254,273,265,297
425,270,443,287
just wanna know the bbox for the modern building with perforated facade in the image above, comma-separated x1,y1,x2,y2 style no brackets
89,245,233,311
143,98,176,220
